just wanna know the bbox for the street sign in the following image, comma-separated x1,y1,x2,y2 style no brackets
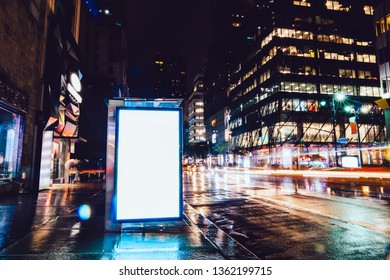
337,137,348,144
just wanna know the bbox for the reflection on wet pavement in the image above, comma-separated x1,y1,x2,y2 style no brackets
183,171,390,260
1,172,389,260
0,183,226,260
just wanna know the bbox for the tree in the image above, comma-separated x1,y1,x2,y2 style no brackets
187,142,208,158
212,141,229,155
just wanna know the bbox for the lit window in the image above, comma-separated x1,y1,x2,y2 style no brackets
326,0,350,12
293,1,311,7
357,53,376,63
387,14,390,31
0,108,22,181
381,18,386,33
326,0,340,10
363,5,373,15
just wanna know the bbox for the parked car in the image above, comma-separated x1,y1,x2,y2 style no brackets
182,164,206,173
182,164,190,172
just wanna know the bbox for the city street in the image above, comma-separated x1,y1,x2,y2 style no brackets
0,169,389,260
183,169,390,260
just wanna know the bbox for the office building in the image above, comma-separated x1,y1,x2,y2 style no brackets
154,53,186,99
1,0,50,194
76,0,129,163
188,74,206,143
204,0,254,159
227,0,384,168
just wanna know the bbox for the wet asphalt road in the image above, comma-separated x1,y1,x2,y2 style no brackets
183,169,390,260
1,170,389,260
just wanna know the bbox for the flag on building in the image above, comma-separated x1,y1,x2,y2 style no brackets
349,116,358,139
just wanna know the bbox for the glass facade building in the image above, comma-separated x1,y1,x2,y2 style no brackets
228,0,385,168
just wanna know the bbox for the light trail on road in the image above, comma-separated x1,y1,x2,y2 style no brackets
183,170,390,259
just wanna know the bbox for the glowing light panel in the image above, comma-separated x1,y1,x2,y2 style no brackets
115,108,182,222
67,83,82,103
70,73,81,92
341,156,359,168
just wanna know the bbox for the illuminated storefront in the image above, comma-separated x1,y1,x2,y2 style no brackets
39,2,83,189
0,80,26,194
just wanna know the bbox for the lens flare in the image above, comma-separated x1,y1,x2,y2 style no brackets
77,204,92,220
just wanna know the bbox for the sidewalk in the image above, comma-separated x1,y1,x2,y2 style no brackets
0,182,254,260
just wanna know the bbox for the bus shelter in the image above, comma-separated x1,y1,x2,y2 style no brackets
105,98,183,232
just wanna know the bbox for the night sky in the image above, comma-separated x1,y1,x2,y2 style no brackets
124,0,214,97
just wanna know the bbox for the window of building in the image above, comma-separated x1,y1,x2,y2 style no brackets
320,84,356,95
357,53,376,63
326,0,350,12
358,70,372,79
323,51,353,61
303,123,333,142
280,82,316,93
387,14,390,31
381,18,386,33
326,1,340,10
293,1,311,7
363,5,373,15
273,122,297,142
259,70,271,83
359,86,381,97
356,41,370,46
276,28,314,40
282,99,318,112
317,34,354,44
282,99,293,111
243,66,257,81
0,108,22,181
382,77,390,95
339,69,355,78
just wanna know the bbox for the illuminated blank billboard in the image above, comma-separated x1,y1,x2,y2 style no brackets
114,107,182,222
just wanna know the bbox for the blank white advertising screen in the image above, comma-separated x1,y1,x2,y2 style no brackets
115,107,182,222
341,156,359,168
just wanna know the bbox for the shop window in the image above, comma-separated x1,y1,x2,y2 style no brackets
307,100,318,112
0,109,22,180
